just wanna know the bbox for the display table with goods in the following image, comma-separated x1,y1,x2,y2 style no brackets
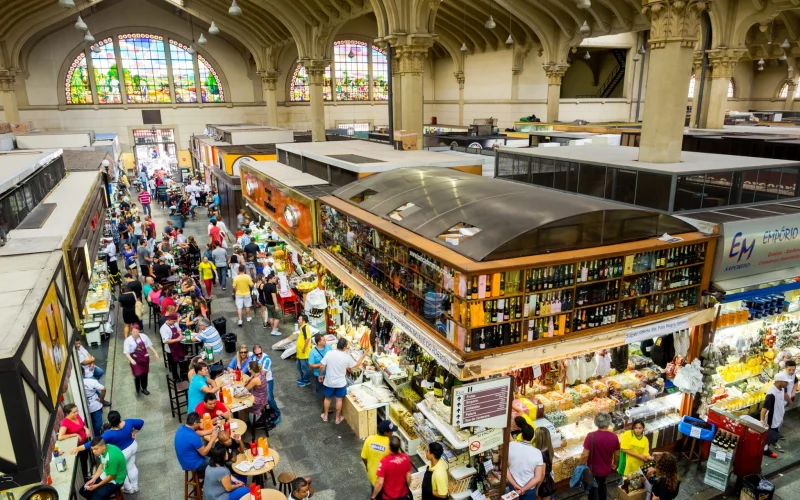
81,257,113,346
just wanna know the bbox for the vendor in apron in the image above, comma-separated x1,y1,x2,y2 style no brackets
123,326,159,396
160,313,186,380
422,442,449,500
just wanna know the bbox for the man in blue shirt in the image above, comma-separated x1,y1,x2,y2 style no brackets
308,334,332,400
174,413,217,472
192,318,223,355
187,363,218,411
244,344,281,423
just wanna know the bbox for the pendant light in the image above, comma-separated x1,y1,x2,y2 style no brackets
91,44,101,54
780,53,787,61
584,51,591,60
460,42,468,52
188,45,196,55
758,58,765,65
58,0,76,8
348,48,355,59
781,39,791,50
209,21,220,35
505,6,513,45
75,15,88,31
638,44,646,55
485,15,496,29
632,52,640,62
198,33,207,46
580,21,590,35
229,0,242,16
506,34,514,45
460,0,468,54
758,64,764,71
84,30,95,43
577,0,591,10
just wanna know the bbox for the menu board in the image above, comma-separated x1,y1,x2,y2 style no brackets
452,377,511,429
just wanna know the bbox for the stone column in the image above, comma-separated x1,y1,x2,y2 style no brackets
511,68,522,101
391,53,402,131
305,60,328,142
395,40,432,149
454,71,465,126
543,64,568,123
704,49,744,129
0,70,20,124
689,53,712,128
638,0,710,163
785,78,798,111
259,71,279,127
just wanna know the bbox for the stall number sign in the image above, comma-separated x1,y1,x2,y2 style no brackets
452,377,511,429
624,316,689,344
468,428,504,457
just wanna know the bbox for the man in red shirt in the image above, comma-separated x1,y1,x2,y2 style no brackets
209,220,223,247
194,393,232,423
372,436,411,500
160,289,177,316
138,190,152,217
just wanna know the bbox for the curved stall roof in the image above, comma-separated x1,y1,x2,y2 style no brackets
332,167,697,262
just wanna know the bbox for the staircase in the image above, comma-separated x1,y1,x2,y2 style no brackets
595,49,627,98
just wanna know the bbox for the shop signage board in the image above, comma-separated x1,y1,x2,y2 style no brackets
624,316,689,344
467,428,504,456
714,217,800,282
452,377,512,429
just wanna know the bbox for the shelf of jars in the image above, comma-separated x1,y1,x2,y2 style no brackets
319,203,712,359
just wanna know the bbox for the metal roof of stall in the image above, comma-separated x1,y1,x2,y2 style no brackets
332,167,697,262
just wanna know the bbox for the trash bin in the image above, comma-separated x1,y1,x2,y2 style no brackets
213,317,227,336
740,475,775,500
222,333,237,353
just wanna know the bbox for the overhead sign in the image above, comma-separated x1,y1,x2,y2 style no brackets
624,316,689,344
452,377,511,429
714,217,800,282
468,428,504,457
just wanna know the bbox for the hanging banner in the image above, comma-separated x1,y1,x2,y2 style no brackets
714,216,800,282
624,316,689,344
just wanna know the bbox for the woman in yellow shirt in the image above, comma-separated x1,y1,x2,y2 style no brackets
620,419,653,476
197,256,218,298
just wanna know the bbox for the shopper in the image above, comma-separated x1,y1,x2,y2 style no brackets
124,273,143,301
296,313,313,387
79,437,127,500
117,285,140,339
187,363,219,412
243,344,280,423
761,372,791,457
244,361,268,432
212,242,229,290
319,337,369,424
422,442,448,500
198,256,218,297
534,427,556,500
647,454,681,500
209,219,224,247
783,360,797,406
75,338,104,380
308,334,331,400
160,313,186,380
215,430,246,479
362,420,394,487
58,403,91,478
506,425,545,499
232,265,253,326
237,229,251,248
243,233,259,279
227,344,250,373
137,190,151,217
204,445,248,500
122,243,137,280
237,210,246,230
137,239,153,279
579,413,619,500
132,216,144,246
260,273,281,335
195,392,233,421
175,413,218,473
122,326,159,396
83,366,107,436
371,436,411,500
620,419,652,476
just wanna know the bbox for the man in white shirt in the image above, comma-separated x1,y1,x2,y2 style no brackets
75,339,104,380
84,371,107,436
319,338,368,424
102,238,120,288
507,426,545,498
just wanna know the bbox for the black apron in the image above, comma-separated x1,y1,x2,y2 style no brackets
421,467,447,500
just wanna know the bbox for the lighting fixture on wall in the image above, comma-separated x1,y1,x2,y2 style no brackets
58,0,76,8
584,51,591,60
84,30,95,43
577,0,591,10
229,0,242,16
460,42,468,52
198,33,207,45
209,21,220,35
579,21,590,35
781,39,791,49
485,15,496,29
75,15,88,31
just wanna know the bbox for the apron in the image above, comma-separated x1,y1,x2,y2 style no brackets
421,468,436,500
168,324,186,363
130,337,150,377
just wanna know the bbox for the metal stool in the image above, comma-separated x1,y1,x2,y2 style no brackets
184,470,203,500
278,472,295,496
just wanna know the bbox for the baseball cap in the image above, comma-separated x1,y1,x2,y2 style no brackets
775,371,793,383
377,420,396,434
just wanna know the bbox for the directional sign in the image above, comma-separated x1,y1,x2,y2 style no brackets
451,376,512,429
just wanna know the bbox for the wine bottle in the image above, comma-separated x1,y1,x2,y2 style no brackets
499,273,506,295
443,373,454,406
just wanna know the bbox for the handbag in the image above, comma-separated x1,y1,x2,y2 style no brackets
135,297,144,318
538,451,556,498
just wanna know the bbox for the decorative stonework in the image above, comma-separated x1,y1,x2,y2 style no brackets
642,0,711,49
303,60,329,86
396,45,428,75
0,70,17,92
706,48,746,80
454,71,465,89
543,63,569,85
259,71,279,91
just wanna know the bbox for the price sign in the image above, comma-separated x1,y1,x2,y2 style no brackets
715,451,726,461
533,365,542,378
452,377,512,429
483,459,495,473
690,426,702,439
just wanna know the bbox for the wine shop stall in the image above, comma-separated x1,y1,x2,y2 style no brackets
308,167,718,498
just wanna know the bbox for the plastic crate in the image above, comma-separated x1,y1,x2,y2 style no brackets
678,416,716,441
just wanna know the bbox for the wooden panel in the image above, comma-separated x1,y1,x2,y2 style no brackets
342,395,378,440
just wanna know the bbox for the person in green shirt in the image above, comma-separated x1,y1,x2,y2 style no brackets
80,437,127,500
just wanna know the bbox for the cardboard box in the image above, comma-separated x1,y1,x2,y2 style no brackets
393,130,418,150
617,486,647,500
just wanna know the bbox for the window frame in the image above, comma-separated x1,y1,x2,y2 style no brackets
687,74,735,99
59,28,228,106
778,83,800,99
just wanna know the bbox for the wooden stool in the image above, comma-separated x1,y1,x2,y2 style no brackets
167,375,190,422
278,473,295,496
680,435,705,473
184,469,203,500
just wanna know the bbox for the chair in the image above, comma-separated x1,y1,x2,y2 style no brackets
278,473,295,496
148,301,160,331
184,470,203,500
250,405,272,440
279,293,301,320
167,375,189,422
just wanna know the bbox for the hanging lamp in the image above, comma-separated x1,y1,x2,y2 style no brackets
229,0,242,16
58,0,76,8
485,15,496,29
84,30,95,43
780,53,787,61
633,52,640,62
638,44,646,55
506,34,514,45
188,45,196,55
460,42,468,52
583,51,591,60
198,33,207,45
91,44,101,54
580,21,590,35
209,21,220,35
348,48,355,59
781,39,791,49
577,0,591,10
75,15,88,31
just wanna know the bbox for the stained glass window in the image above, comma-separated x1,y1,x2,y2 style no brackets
727,79,735,98
90,38,121,104
198,54,224,103
334,40,369,101
289,64,332,102
779,83,800,98
371,46,388,100
688,74,734,98
118,33,171,103
66,52,92,104
170,40,196,103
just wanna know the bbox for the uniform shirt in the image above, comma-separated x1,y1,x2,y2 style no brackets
430,459,449,497
620,430,650,476
99,444,128,485
361,435,390,485
376,452,412,499
232,274,253,297
105,241,117,262
83,377,105,413
764,384,787,429
123,334,153,355
296,324,312,360
160,322,178,353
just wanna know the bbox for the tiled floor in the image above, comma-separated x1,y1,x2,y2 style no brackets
105,199,372,500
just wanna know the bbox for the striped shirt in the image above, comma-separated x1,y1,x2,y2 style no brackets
195,325,223,354
138,192,151,205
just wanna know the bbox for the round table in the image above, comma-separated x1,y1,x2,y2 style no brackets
218,373,256,412
203,418,248,440
232,449,281,486
260,491,287,500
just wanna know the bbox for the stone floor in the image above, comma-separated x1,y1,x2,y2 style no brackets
104,199,372,500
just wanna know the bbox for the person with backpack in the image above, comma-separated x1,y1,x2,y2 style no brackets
506,424,545,499
579,413,619,500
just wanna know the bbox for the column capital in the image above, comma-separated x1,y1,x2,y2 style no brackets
642,0,711,50
0,70,18,92
388,34,435,75
543,63,569,85
300,59,329,85
454,71,465,89
706,48,746,79
258,70,280,91
786,78,798,90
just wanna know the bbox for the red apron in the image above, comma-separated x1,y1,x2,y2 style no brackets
130,337,150,377
168,325,186,363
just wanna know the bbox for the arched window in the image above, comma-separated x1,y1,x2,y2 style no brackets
688,75,735,98
779,83,800,99
63,31,225,105
289,39,389,102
